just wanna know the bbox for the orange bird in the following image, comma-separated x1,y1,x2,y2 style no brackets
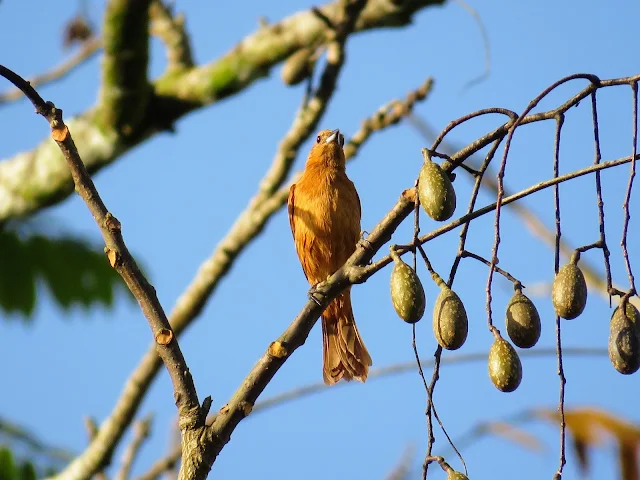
288,128,372,385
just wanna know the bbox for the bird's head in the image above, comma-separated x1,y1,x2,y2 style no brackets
307,129,346,168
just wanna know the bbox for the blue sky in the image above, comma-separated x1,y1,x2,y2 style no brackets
1,1,639,479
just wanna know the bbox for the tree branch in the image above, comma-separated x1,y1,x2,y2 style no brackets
114,415,153,480
362,153,640,277
99,0,153,134
409,113,640,310
136,347,606,480
0,64,206,480
0,37,102,106
149,0,194,71
0,0,445,225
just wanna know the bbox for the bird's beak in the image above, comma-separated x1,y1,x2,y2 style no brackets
325,129,340,144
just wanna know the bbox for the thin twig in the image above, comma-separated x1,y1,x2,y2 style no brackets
115,415,153,480
0,64,206,480
590,91,613,305
447,138,504,284
410,113,640,309
0,37,102,106
552,113,567,480
408,180,435,479
460,250,521,285
455,0,491,91
136,348,607,480
621,81,638,295
363,153,640,277
413,245,466,477
45,74,435,480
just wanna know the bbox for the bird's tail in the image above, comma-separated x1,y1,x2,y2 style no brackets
321,289,372,385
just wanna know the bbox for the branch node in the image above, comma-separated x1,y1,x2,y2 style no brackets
155,328,174,346
267,341,289,359
105,247,121,268
104,212,122,232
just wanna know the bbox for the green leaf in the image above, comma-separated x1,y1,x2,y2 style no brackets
18,463,36,480
0,447,18,480
0,229,134,320
0,233,36,316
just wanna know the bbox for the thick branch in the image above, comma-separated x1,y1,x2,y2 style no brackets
99,0,153,133
0,0,444,224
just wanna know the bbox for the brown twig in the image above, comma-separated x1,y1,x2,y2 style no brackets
455,0,491,91
0,64,206,480
460,250,521,285
136,347,607,480
552,113,567,480
590,92,613,305
0,37,102,106
151,2,372,477
363,153,640,277
44,74,434,480
115,415,153,480
622,81,638,295
410,113,640,309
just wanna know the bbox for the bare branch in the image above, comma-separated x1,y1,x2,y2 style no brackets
0,0,445,224
136,347,606,480
115,415,153,480
363,153,640,277
31,72,432,480
149,0,194,70
0,37,102,106
0,64,205,480
192,152,636,467
409,113,640,310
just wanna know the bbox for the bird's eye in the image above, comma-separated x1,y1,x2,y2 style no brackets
339,134,344,147
316,135,321,144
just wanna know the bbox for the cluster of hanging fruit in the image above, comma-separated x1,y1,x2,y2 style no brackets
388,154,639,398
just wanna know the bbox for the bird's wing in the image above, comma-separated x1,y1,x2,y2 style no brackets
287,183,296,239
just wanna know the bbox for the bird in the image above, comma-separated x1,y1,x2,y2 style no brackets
287,128,372,385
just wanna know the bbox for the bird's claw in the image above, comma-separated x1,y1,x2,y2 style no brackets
307,283,326,306
358,231,373,251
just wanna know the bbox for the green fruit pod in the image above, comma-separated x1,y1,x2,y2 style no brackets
418,158,456,221
433,286,468,350
552,262,587,319
281,48,315,86
505,290,541,348
447,472,470,480
608,301,640,375
488,336,522,392
390,255,426,324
